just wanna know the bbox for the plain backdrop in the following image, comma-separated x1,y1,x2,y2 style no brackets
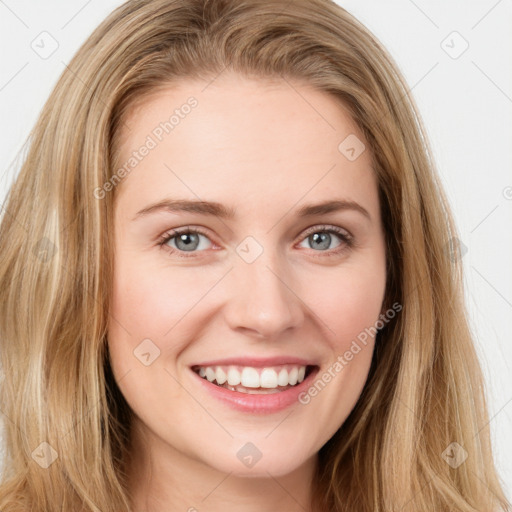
0,0,511,502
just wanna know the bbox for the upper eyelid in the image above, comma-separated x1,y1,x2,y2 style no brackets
301,224,351,238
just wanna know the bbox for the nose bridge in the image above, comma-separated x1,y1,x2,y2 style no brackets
225,239,304,338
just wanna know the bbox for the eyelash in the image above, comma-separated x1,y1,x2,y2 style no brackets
157,224,354,259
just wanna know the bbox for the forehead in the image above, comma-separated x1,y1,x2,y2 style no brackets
113,74,378,221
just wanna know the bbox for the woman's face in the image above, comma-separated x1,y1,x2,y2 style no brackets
107,73,387,478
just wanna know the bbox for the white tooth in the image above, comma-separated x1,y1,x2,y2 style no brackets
288,367,298,385
241,367,260,388
277,368,289,386
227,367,241,386
297,366,306,383
215,366,227,385
260,368,278,388
205,367,216,382
199,367,206,378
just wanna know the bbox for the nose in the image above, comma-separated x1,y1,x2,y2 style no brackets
223,253,305,339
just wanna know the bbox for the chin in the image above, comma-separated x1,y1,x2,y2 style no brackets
199,443,314,478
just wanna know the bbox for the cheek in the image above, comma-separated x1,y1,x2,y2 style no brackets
107,255,215,422
304,258,386,350
294,260,386,441
109,253,222,340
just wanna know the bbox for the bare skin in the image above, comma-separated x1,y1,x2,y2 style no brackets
107,72,387,511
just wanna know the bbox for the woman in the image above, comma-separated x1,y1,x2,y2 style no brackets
0,0,509,510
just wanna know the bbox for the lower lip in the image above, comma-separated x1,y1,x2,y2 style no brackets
190,367,319,414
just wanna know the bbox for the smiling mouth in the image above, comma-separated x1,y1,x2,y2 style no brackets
191,364,317,394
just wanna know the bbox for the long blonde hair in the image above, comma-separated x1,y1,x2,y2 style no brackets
0,0,509,510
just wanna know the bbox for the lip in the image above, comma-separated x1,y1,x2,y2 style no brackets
190,364,320,414
190,356,317,368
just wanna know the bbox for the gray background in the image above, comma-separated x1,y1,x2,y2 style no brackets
0,0,511,501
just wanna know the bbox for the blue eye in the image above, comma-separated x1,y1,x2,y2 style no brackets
159,227,212,254
297,225,353,254
158,225,353,258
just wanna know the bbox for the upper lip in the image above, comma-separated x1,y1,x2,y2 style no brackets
190,356,318,368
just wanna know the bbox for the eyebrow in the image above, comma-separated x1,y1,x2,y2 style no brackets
133,198,371,221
